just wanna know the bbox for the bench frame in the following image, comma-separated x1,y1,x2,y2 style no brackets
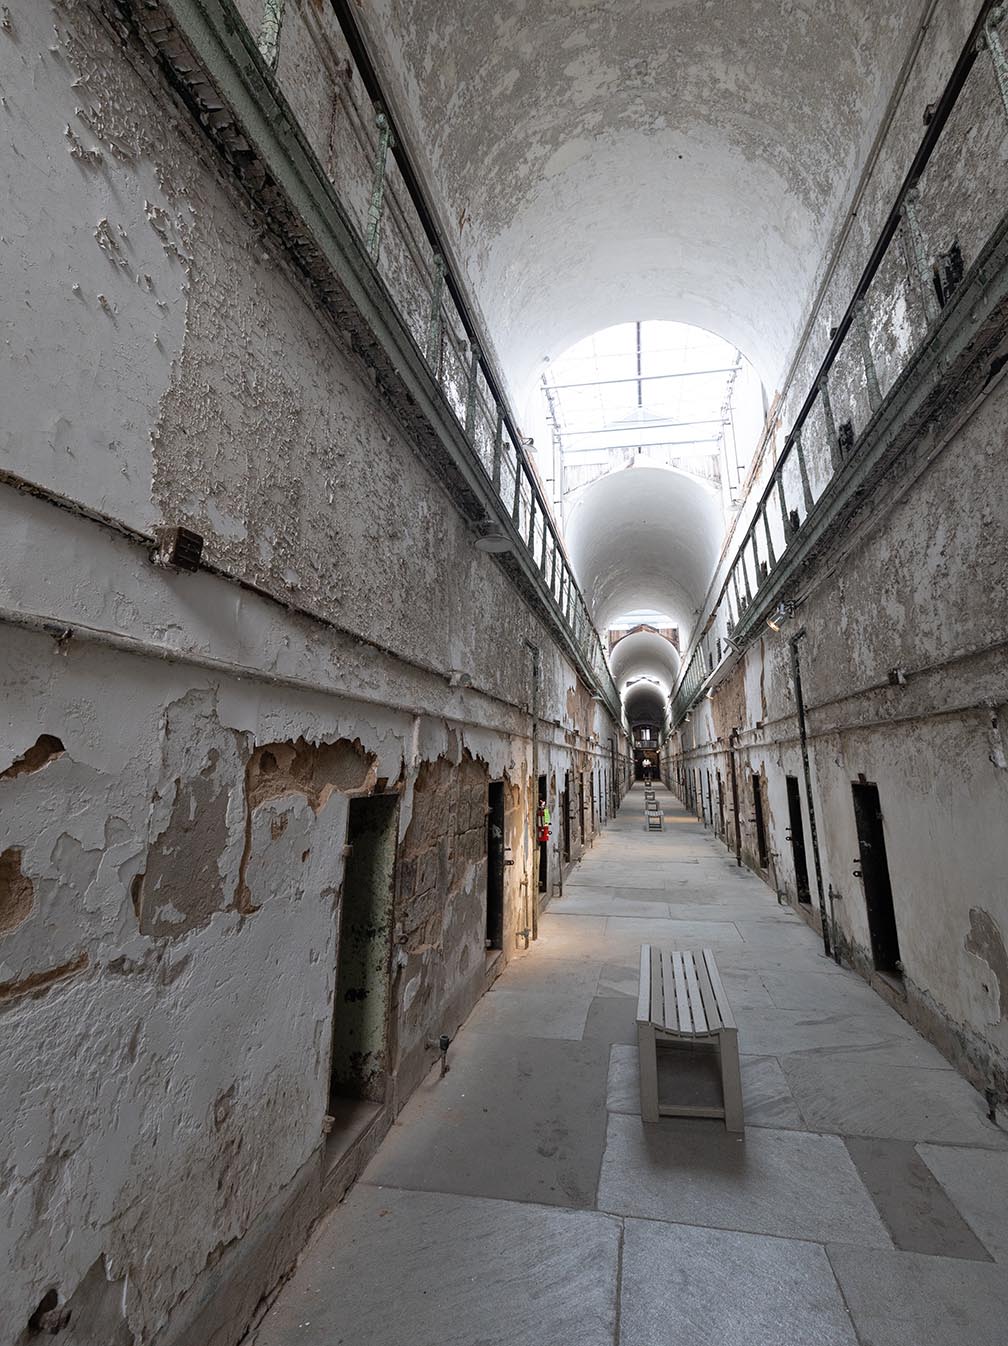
636,944,743,1132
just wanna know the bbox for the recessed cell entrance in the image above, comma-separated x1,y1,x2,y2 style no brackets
329,794,398,1112
751,773,769,869
785,775,811,904
852,781,902,976
486,781,505,951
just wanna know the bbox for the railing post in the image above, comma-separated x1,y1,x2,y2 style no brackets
776,470,792,541
492,412,503,494
794,428,814,514
464,342,481,439
983,5,1008,120
731,566,743,617
749,530,762,587
527,492,536,551
853,297,882,413
819,375,842,473
512,458,522,527
425,254,446,375
761,505,776,569
739,545,753,602
550,537,558,594
258,0,285,70
365,112,394,262
540,519,549,572
901,188,942,325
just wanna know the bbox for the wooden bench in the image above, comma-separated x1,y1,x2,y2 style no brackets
636,945,743,1131
645,811,663,831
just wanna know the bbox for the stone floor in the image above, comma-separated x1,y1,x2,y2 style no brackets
254,784,1008,1346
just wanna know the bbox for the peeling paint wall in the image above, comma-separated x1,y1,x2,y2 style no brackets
0,4,625,1344
670,372,1008,1101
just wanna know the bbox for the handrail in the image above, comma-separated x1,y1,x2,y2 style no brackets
669,0,1008,731
319,0,620,713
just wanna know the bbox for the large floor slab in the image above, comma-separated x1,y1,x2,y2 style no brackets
621,1219,859,1346
597,1112,892,1246
254,1185,621,1346
363,1031,610,1208
828,1244,1008,1346
917,1143,1008,1260
781,1054,1008,1145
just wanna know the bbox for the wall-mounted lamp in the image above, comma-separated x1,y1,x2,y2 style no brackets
473,527,513,553
766,601,795,632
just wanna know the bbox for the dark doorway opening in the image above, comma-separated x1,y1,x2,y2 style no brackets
561,771,571,862
852,781,902,976
486,781,505,951
589,769,596,834
785,775,811,903
578,772,585,844
327,792,398,1166
537,773,548,894
751,773,769,868
716,771,726,839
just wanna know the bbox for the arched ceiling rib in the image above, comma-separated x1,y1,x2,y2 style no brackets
610,630,682,695
361,0,919,397
624,681,667,727
565,467,722,635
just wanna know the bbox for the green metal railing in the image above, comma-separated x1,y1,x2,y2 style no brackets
236,0,622,714
670,0,1008,730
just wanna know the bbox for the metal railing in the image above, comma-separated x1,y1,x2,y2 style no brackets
238,0,621,713
670,0,1008,729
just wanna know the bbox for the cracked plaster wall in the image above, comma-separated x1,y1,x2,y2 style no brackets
0,3,626,1343
670,373,1008,1098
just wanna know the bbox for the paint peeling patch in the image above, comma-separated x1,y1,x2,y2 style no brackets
234,737,376,912
0,950,88,1003
0,734,65,780
246,738,375,815
0,847,34,933
965,908,1008,1023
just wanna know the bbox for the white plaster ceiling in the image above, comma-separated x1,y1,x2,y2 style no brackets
610,629,682,691
623,680,667,727
564,466,723,633
360,0,929,722
362,0,922,396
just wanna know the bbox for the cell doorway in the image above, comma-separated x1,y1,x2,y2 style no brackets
537,774,548,895
785,775,811,904
327,793,398,1159
852,781,902,976
751,773,769,869
486,781,505,952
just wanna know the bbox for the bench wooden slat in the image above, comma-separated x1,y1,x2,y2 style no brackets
650,944,663,1026
682,950,708,1033
637,944,651,1024
669,950,690,1033
702,947,737,1031
693,947,723,1031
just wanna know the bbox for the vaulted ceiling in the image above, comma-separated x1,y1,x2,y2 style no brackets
361,0,935,724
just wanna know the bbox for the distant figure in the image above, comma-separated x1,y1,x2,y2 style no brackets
642,761,652,785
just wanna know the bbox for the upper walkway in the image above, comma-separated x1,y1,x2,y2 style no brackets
255,783,1008,1346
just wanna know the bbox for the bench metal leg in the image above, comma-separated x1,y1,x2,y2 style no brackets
637,1022,659,1123
719,1028,744,1133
